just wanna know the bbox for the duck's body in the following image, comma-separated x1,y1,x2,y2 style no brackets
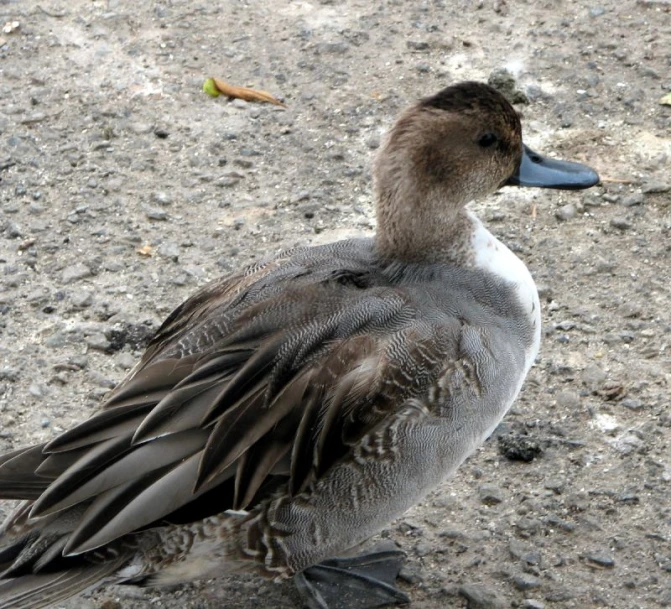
0,82,597,609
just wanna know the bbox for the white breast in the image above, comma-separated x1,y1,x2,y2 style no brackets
467,211,541,373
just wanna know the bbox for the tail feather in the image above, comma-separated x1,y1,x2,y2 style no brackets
0,558,127,609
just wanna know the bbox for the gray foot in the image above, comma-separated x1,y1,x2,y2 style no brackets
294,545,410,609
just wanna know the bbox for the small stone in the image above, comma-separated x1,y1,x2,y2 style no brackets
498,434,542,462
0,368,19,381
641,179,670,194
613,432,644,455
509,539,541,565
617,302,642,318
488,68,528,104
366,135,381,149
129,122,153,135
522,601,545,609
621,398,644,411
158,243,180,262
556,390,580,409
407,40,430,51
589,7,606,16
61,263,92,284
543,477,565,493
145,208,168,221
478,483,504,505
216,177,241,188
584,551,615,568
116,352,137,370
555,204,577,221
5,221,22,238
152,191,173,206
512,573,540,591
610,216,632,230
398,563,424,585
319,41,350,55
459,584,506,609
29,383,45,397
40,417,50,428
86,333,111,352
621,193,644,207
70,290,93,309
87,371,117,389
582,363,606,390
516,517,541,536
414,541,432,557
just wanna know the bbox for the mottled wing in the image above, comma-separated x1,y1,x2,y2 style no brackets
0,244,463,563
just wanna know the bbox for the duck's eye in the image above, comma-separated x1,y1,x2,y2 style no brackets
478,133,499,148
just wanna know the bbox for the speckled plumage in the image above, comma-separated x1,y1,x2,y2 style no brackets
0,82,598,609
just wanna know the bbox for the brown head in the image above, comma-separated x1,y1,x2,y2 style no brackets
373,82,599,264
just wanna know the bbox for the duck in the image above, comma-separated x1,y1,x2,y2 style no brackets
0,81,599,609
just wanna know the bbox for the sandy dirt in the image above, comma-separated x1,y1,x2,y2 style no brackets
1,1,670,608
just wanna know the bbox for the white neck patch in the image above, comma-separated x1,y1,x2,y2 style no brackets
467,211,541,371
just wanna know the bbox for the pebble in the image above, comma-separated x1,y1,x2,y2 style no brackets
582,363,606,390
509,539,541,565
555,390,580,409
478,483,505,505
459,585,506,609
29,383,45,397
70,290,93,308
152,191,173,206
621,398,644,411
610,216,632,230
516,517,542,536
318,41,350,55
555,204,577,221
407,40,430,51
512,573,540,591
116,351,137,370
621,193,644,207
145,208,168,221
61,263,92,284
487,68,528,104
613,432,644,455
641,179,670,194
398,563,424,585
86,333,111,352
584,551,615,568
0,367,19,382
4,221,22,238
521,601,545,609
497,434,542,462
159,243,180,262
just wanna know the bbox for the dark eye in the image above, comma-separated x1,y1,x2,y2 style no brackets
478,133,499,148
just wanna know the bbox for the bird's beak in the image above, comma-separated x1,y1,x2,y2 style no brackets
506,144,600,190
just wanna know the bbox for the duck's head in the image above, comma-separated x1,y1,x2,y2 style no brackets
374,81,599,262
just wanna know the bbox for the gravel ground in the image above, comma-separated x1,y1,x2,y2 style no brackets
1,1,670,608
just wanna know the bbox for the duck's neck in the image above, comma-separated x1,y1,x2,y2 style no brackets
374,184,476,267
374,184,541,368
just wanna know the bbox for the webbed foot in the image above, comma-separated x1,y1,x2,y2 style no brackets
294,544,410,609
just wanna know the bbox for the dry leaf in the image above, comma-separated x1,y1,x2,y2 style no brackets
2,21,19,34
137,244,153,257
203,77,284,106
